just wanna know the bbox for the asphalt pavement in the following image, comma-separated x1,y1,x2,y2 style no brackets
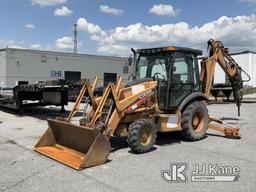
0,102,255,192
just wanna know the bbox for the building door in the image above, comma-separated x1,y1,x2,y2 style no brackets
64,71,81,81
104,73,117,86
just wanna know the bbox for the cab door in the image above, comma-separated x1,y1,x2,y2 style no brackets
167,53,195,109
149,57,169,109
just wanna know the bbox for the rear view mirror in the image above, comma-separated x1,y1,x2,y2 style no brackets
128,56,133,66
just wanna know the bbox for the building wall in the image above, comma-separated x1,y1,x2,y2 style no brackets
0,50,6,87
5,49,129,87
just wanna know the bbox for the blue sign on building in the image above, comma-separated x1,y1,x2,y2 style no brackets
50,71,62,77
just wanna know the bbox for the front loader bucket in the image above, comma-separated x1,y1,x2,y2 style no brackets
34,119,110,170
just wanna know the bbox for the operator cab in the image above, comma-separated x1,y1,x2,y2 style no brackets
135,46,202,111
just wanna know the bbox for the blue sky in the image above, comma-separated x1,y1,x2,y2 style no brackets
0,0,256,56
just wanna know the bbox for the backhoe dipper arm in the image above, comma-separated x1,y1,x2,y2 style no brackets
200,39,244,116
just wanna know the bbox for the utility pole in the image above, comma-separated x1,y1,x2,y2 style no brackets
74,23,78,54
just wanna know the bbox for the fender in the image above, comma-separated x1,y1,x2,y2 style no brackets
178,92,208,112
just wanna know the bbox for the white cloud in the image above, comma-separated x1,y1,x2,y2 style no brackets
77,15,256,56
0,39,15,46
32,0,66,7
77,18,104,35
8,45,26,49
25,24,35,29
0,39,43,50
149,4,179,16
55,36,82,50
241,0,256,4
0,39,27,49
54,6,73,16
30,44,42,49
99,5,124,15
55,36,73,49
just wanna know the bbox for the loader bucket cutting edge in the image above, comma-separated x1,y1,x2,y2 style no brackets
34,119,110,170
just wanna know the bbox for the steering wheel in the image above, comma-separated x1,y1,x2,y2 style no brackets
153,72,166,81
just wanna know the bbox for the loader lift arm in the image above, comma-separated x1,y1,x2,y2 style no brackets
67,77,99,121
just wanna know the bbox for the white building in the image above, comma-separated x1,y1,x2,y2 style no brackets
0,48,130,87
0,48,255,88
213,51,256,87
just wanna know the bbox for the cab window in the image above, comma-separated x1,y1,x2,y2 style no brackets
151,59,167,79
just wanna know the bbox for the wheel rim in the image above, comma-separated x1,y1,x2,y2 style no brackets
140,127,153,146
192,112,205,133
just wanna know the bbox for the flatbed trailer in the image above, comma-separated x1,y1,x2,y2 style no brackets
210,83,234,100
0,84,68,115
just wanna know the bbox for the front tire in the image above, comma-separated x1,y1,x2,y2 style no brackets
127,119,157,153
181,101,208,141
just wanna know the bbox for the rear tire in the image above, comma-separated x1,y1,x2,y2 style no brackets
181,101,208,141
127,119,157,153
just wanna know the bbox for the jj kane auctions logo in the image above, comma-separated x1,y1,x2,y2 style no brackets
161,163,240,183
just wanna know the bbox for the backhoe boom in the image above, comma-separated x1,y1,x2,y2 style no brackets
200,39,244,116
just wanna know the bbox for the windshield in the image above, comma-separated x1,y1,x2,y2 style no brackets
135,54,170,80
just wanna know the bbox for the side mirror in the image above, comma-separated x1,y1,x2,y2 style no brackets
123,65,129,74
128,56,133,66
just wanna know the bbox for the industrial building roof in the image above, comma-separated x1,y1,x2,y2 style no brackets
0,48,127,60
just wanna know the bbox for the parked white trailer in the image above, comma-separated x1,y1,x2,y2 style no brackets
199,51,255,87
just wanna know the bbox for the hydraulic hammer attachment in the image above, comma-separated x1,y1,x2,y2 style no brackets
34,77,111,170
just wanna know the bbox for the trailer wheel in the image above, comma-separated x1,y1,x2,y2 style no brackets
181,101,208,141
127,119,157,153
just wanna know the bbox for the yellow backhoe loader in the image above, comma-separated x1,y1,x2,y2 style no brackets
34,39,247,170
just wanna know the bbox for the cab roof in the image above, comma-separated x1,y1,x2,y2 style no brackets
137,46,202,56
